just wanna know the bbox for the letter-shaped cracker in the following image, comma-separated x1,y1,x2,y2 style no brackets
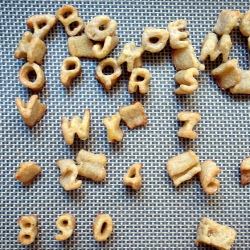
15,31,47,65
15,161,41,185
211,59,241,90
19,62,45,92
26,14,57,40
119,102,148,129
56,159,82,191
195,217,237,250
142,27,169,53
117,42,144,72
55,213,76,241
16,95,47,127
85,15,117,41
230,70,250,94
68,34,95,58
103,113,123,143
92,35,119,59
200,33,232,62
240,11,250,50
200,160,221,195
123,163,143,191
240,157,250,186
240,11,250,37
128,68,151,94
93,214,113,241
76,150,107,182
60,56,81,87
168,19,189,49
18,215,38,245
175,68,199,94
214,10,242,35
172,43,205,71
166,150,201,187
96,58,122,91
177,111,201,139
56,5,85,36
61,109,90,145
